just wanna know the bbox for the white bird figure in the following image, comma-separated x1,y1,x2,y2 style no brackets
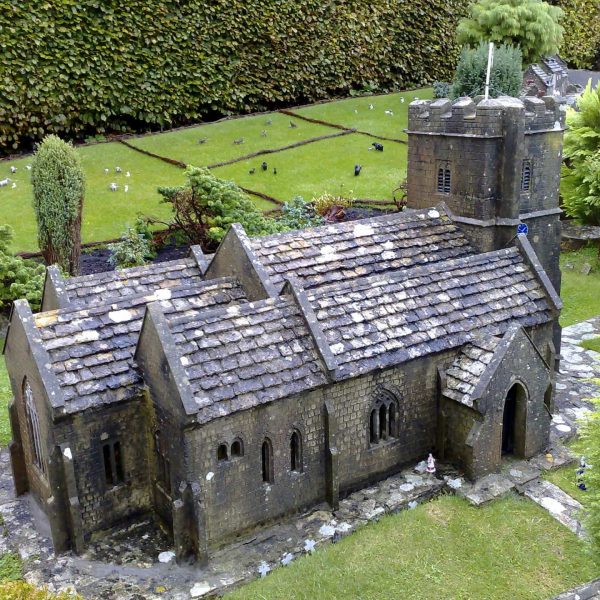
369,103,374,110
125,171,131,177
354,109,358,114
104,168,109,175
10,166,17,173
11,183,16,189
115,166,122,173
400,97,405,103
26,164,32,170
124,185,129,193
385,109,394,116
109,183,118,192
0,178,10,187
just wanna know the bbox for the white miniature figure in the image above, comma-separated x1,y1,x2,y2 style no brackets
426,453,436,474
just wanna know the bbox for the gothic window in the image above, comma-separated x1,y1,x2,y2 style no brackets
369,388,399,446
262,438,274,483
103,440,124,487
290,430,302,472
23,380,46,476
154,431,171,494
437,164,451,194
231,438,244,458
521,160,532,192
217,443,228,461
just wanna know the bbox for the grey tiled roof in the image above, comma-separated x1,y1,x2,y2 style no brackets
308,247,551,378
64,257,203,309
248,207,474,289
167,297,328,424
442,336,501,407
36,278,247,414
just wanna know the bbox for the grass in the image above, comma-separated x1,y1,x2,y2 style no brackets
292,89,434,139
560,246,600,327
0,340,11,448
213,133,407,204
580,337,600,353
0,143,183,252
227,495,599,600
0,553,22,582
544,465,588,504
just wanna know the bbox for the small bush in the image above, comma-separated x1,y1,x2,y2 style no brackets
451,42,523,99
31,135,85,275
457,0,563,65
278,197,324,230
433,82,451,98
157,167,283,249
562,82,600,225
107,217,156,269
313,193,354,217
0,580,81,600
0,227,45,313
0,553,22,582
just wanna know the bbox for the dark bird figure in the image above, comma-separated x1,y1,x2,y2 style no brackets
198,138,208,144
273,167,277,175
266,118,273,126
372,142,384,151
289,121,298,128
260,130,268,137
261,161,268,171
233,138,245,145
354,164,362,176
249,168,256,175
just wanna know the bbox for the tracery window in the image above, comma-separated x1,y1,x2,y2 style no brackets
369,387,399,446
24,380,46,476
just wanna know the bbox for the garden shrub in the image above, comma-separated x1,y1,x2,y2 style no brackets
31,136,85,275
451,43,523,99
0,227,45,313
278,197,324,230
457,0,563,65
313,193,354,217
0,552,22,582
0,581,81,600
108,217,157,269
562,82,600,225
549,0,600,68
157,167,283,249
0,0,469,152
433,82,451,99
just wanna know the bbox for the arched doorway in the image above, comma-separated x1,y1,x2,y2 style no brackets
502,383,527,456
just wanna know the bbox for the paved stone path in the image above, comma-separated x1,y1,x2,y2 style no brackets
0,316,598,599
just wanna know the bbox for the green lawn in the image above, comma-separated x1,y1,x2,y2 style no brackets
213,133,407,204
227,495,599,600
0,143,181,252
127,112,334,167
581,337,600,353
0,339,11,447
560,246,600,327
292,89,434,139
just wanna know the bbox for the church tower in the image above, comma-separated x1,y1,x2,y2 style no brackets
406,95,565,295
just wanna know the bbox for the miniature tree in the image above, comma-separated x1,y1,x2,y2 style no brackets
31,135,85,275
456,0,563,65
157,166,283,249
451,42,522,98
561,81,600,225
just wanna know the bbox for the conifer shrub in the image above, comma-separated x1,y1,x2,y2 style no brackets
107,217,157,269
0,226,45,313
457,0,563,65
451,42,523,99
31,136,85,275
562,82,600,225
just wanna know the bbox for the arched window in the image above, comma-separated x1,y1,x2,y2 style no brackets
217,443,228,462
379,404,388,441
290,430,302,472
369,387,400,447
231,438,244,458
23,380,46,476
262,438,273,483
370,409,378,444
437,165,451,194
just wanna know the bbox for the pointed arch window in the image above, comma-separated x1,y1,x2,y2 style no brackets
24,380,46,477
262,438,274,483
369,388,399,446
437,163,451,194
290,430,302,473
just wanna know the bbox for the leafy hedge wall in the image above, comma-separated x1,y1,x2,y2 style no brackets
551,0,600,68
0,0,469,152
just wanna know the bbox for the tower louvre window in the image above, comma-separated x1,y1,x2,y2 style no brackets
24,380,46,477
437,165,451,194
521,160,532,192
103,440,124,487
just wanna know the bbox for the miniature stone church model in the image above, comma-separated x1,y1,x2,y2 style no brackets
3,95,565,562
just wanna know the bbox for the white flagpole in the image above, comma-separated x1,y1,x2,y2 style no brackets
484,42,494,100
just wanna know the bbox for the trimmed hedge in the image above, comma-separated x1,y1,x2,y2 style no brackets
550,0,600,68
0,0,468,152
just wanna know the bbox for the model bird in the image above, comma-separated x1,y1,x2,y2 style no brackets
260,130,267,137
233,138,245,145
266,118,273,126
104,168,109,175
289,121,297,128
115,166,122,173
385,109,394,116
11,182,16,189
126,171,131,177
273,167,277,175
26,165,32,170
124,185,129,193
0,178,10,187
369,104,374,110
198,137,208,144
354,165,362,176
372,142,384,151
109,183,118,191
261,161,268,171
10,166,16,173
249,168,256,175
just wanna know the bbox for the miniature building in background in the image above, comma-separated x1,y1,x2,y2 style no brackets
3,95,564,562
523,56,571,98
